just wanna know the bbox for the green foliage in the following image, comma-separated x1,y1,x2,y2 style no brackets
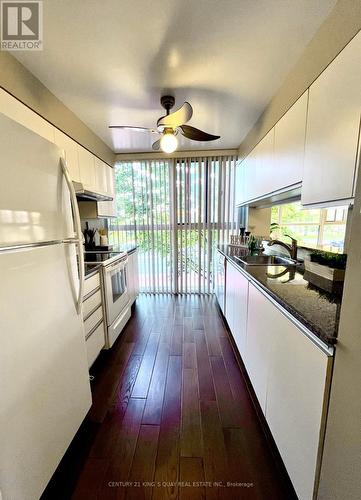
309,250,347,269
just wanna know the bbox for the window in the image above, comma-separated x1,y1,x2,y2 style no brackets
108,157,237,293
271,202,348,252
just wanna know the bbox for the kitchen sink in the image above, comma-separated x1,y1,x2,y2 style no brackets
235,255,297,266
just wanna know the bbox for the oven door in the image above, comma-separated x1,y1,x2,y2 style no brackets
104,257,129,326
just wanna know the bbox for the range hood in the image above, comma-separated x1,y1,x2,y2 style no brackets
73,181,113,202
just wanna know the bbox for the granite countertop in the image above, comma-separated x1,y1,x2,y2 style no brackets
218,244,343,346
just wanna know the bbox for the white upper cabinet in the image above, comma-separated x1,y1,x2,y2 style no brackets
94,157,108,194
0,88,54,143
302,32,361,206
106,164,115,197
236,129,274,205
53,129,81,182
97,166,116,217
274,91,308,189
77,145,96,191
235,160,245,206
254,128,275,199
237,92,308,206
0,88,114,207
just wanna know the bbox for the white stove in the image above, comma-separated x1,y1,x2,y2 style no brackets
85,250,130,348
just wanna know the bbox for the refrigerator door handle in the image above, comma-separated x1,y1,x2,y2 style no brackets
60,157,84,314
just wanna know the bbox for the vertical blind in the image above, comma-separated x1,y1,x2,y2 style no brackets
108,156,237,293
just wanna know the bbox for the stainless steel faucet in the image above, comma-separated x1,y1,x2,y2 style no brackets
267,235,298,260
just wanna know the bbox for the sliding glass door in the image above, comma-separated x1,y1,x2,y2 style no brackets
108,156,237,294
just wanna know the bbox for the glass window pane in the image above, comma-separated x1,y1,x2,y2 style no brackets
277,202,321,224
325,208,336,222
321,224,346,252
335,207,347,222
271,206,279,223
276,224,320,248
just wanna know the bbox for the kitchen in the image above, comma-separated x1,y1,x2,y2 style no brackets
0,1,360,500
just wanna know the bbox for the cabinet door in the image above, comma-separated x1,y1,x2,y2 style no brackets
302,32,361,205
235,160,246,206
225,263,235,333
232,268,248,359
97,167,116,217
225,263,249,360
54,129,80,182
242,129,274,203
0,88,54,143
94,158,108,194
78,145,96,191
245,284,273,413
244,145,258,201
266,308,331,500
254,128,275,199
106,165,115,197
274,91,308,189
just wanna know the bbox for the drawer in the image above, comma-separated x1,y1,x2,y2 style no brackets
84,305,103,337
107,305,131,348
86,321,105,368
83,290,102,320
84,272,100,297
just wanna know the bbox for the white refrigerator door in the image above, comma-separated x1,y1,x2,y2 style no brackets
0,112,74,246
0,243,92,500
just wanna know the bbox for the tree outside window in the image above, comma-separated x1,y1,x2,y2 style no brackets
270,202,348,252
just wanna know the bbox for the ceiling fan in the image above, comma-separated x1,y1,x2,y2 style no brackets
109,95,220,153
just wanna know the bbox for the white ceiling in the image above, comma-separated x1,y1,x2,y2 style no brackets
14,0,336,153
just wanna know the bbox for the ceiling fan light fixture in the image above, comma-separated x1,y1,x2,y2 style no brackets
160,131,178,153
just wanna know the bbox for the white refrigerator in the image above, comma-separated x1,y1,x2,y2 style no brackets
0,113,92,499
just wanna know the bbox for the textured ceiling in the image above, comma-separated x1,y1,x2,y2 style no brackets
14,0,336,153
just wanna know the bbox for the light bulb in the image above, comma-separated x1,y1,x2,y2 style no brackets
160,132,178,153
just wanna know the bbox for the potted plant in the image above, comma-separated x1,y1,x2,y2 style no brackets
305,250,347,282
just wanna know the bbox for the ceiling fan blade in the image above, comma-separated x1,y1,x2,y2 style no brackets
157,102,193,128
180,125,220,142
109,126,158,134
152,138,161,151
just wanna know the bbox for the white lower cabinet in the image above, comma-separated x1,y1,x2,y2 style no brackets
86,321,106,368
246,282,332,500
224,267,332,500
225,261,248,358
266,302,331,500
244,283,272,413
83,271,105,368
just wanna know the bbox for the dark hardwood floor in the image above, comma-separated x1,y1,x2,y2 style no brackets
42,294,296,500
